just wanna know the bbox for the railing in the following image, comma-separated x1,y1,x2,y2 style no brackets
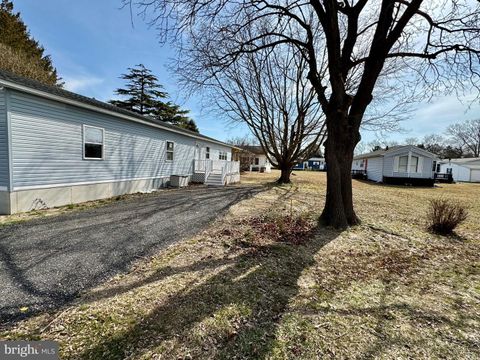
351,169,367,179
434,173,453,183
194,160,240,176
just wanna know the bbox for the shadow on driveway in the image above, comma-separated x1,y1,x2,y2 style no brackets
0,185,264,325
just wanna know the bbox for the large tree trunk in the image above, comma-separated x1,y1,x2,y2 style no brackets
320,113,361,228
277,164,292,184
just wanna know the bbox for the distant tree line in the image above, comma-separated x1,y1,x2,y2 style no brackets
356,118,480,159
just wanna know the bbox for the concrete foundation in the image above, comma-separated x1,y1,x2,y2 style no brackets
3,176,171,214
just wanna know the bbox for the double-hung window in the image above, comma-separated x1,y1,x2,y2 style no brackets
410,156,419,173
83,125,104,160
398,156,408,172
166,141,174,161
206,147,210,159
219,151,228,160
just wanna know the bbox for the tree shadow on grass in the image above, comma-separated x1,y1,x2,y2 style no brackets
77,227,340,359
0,185,266,326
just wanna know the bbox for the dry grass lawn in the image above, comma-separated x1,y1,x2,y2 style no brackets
1,170,479,359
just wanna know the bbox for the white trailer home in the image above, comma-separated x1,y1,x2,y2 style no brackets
0,70,240,214
352,145,438,186
439,158,480,183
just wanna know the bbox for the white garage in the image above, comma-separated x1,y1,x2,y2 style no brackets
439,158,480,183
471,168,480,182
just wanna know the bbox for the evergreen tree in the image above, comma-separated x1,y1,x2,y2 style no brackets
155,101,199,132
110,64,199,132
109,64,167,115
0,0,60,85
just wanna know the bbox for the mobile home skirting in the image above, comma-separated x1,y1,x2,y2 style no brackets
0,176,176,214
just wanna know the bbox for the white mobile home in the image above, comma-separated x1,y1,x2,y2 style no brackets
0,70,240,214
353,145,438,185
439,158,480,182
238,146,272,173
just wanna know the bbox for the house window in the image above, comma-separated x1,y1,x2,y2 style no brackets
436,163,441,172
447,168,452,174
410,156,419,173
432,160,437,172
255,157,259,165
360,161,364,168
206,147,210,159
398,156,408,172
166,141,174,161
219,151,228,160
83,125,104,160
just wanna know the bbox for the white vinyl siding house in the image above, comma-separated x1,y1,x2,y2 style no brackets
439,158,480,182
353,145,437,185
0,70,239,214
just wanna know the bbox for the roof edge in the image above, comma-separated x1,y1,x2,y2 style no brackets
0,78,234,149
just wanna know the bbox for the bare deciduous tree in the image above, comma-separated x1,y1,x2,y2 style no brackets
126,0,480,227
209,46,326,183
447,119,480,157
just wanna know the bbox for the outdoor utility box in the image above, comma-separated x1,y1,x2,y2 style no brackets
170,175,189,188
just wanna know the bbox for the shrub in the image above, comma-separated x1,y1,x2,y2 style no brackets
426,198,468,235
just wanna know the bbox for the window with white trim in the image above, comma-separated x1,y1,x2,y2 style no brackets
398,156,408,172
206,147,210,159
219,151,228,160
166,141,174,161
410,156,419,173
83,125,104,160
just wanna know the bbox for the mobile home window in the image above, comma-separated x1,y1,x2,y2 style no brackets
219,151,228,160
83,125,104,160
255,157,259,165
166,141,174,161
398,156,408,172
206,147,210,159
410,156,419,173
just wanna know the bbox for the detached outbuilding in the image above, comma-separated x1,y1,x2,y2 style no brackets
352,145,438,185
439,158,480,182
0,70,240,214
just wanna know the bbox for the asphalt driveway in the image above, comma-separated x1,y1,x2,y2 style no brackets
0,185,262,324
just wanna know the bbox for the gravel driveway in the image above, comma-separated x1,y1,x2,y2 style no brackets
0,185,262,324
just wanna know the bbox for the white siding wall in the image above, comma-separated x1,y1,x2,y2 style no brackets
439,163,471,182
383,150,434,179
0,88,8,188
8,90,231,189
366,157,383,182
352,159,366,171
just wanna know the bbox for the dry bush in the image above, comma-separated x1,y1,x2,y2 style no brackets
426,198,468,235
242,214,316,245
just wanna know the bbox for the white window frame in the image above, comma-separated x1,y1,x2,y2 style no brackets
83,124,105,160
206,146,210,159
410,156,419,173
166,141,175,162
219,151,228,160
398,155,408,172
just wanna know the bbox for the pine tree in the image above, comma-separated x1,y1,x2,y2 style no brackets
110,64,199,132
155,101,199,132
109,64,167,115
0,0,60,85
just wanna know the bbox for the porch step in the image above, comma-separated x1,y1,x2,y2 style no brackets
205,173,225,186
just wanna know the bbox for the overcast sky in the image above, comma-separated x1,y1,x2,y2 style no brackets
15,0,480,144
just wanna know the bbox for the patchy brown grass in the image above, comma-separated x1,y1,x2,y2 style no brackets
1,171,479,359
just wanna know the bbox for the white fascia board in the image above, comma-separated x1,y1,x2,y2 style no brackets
0,79,233,149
